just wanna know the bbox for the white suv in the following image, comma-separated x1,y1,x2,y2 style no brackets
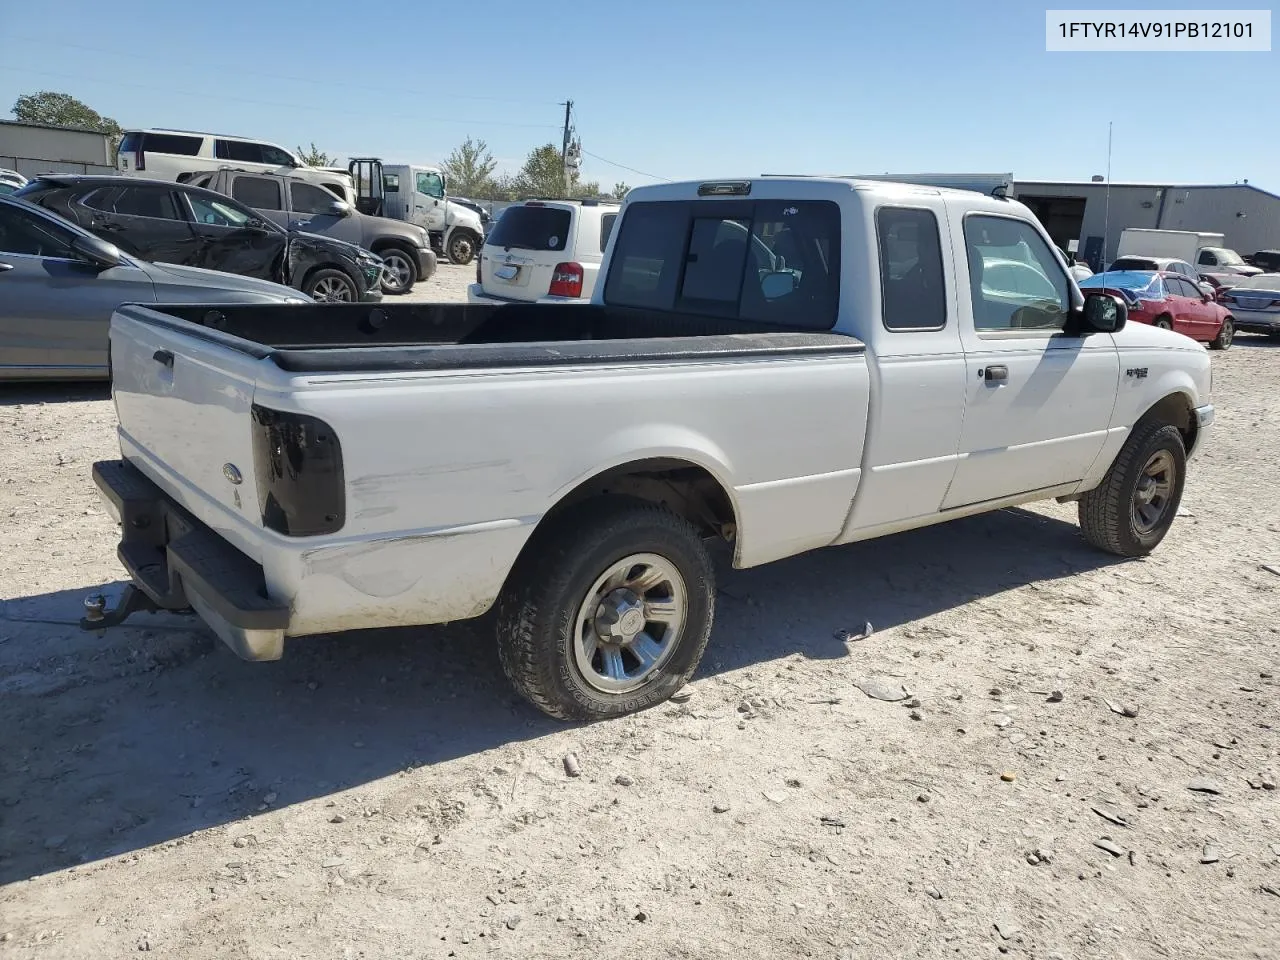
468,199,619,304
116,129,348,191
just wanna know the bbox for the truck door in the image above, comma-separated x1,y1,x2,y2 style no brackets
836,202,968,539
413,168,447,233
286,180,363,245
942,214,1119,510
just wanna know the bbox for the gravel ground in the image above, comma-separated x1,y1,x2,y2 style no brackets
1,299,1278,959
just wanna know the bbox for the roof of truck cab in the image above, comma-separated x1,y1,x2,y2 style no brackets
625,177,1023,209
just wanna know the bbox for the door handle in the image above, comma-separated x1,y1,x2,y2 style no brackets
982,365,1008,383
152,349,174,369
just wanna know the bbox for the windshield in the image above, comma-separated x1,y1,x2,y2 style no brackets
187,194,258,228
1080,271,1162,294
1203,246,1245,266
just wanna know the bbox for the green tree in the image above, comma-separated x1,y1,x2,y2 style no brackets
441,137,498,197
13,91,121,138
515,143,569,198
296,142,334,166
611,182,631,201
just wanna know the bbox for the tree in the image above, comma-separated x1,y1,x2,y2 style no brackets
611,182,631,201
515,143,569,198
13,91,121,138
296,142,334,166
441,137,498,198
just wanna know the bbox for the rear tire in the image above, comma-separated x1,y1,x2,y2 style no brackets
495,498,715,721
1209,317,1233,350
302,268,357,302
377,247,418,295
1078,420,1186,557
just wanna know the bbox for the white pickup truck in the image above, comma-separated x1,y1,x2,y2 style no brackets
87,176,1214,720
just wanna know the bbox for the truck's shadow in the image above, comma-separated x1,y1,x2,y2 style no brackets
0,382,112,406
0,506,1121,886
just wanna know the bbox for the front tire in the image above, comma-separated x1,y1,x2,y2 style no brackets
1078,420,1186,557
1209,317,1233,350
302,268,358,302
377,247,418,295
495,498,715,721
447,230,477,266
1154,316,1173,331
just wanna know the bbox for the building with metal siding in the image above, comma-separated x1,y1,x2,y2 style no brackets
1011,179,1280,271
0,119,115,178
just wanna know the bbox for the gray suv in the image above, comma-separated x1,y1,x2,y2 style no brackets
188,169,437,294
0,196,304,381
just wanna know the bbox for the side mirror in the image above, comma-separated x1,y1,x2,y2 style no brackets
328,200,352,217
1080,292,1126,333
760,271,798,300
245,217,269,232
70,233,122,268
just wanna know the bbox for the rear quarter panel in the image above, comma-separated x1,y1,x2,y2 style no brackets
255,351,870,633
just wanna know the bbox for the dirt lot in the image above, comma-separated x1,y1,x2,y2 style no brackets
1,284,1278,959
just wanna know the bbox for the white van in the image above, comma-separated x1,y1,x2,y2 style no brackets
116,129,347,191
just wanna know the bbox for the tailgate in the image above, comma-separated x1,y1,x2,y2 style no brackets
109,306,269,558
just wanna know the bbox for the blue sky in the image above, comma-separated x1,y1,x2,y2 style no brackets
1,0,1276,191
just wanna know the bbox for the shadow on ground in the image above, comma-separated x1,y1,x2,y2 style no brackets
0,505,1122,885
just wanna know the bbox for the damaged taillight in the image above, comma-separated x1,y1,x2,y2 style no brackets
250,405,344,536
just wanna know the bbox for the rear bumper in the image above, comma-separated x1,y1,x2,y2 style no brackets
465,283,590,305
92,459,290,661
1230,309,1280,333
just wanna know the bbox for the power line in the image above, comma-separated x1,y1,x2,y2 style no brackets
2,36,559,107
580,148,669,182
0,67,562,130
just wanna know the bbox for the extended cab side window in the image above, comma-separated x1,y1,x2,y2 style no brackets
231,176,283,211
877,207,946,331
964,215,1070,332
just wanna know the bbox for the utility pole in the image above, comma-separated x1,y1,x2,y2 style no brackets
560,100,573,196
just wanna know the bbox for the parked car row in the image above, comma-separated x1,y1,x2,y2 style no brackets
14,176,389,302
1080,270,1234,348
0,194,305,380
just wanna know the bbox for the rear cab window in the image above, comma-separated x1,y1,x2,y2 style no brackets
602,198,841,329
486,204,573,252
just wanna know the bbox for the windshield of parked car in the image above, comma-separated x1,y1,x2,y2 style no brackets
1079,271,1163,295
186,194,258,229
1202,246,1245,266
1108,257,1158,272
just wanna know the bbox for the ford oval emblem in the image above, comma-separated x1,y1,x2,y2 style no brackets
222,463,243,485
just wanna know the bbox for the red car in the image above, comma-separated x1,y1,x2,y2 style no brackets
1079,270,1234,349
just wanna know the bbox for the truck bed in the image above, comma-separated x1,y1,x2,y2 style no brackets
124,302,864,373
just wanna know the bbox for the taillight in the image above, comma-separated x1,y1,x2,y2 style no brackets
549,262,584,298
250,405,344,536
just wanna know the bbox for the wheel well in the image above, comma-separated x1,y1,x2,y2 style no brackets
541,459,738,543
1137,392,1196,453
371,239,415,257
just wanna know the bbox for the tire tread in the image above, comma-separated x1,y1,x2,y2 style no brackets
495,498,714,720
1078,420,1184,557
